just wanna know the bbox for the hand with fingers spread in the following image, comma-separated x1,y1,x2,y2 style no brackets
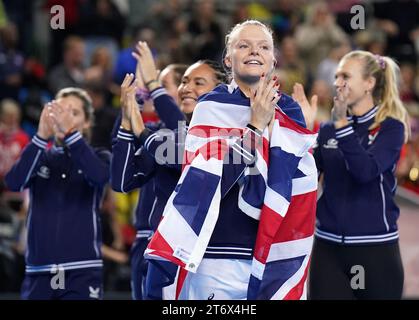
292,83,318,130
48,101,75,140
120,73,137,130
37,104,55,140
249,74,281,132
132,41,159,91
332,82,350,128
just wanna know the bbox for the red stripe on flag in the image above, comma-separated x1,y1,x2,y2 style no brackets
275,109,314,135
273,191,317,243
253,204,284,264
184,138,228,166
283,257,311,300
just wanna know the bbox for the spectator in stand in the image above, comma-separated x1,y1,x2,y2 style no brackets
0,22,25,101
0,99,29,179
373,0,419,63
48,36,86,95
270,0,304,39
113,25,158,85
295,1,347,77
276,35,307,95
85,82,118,151
400,62,419,108
316,39,351,91
187,0,223,61
85,46,118,101
78,0,125,66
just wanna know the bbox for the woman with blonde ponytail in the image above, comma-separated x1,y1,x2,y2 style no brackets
309,50,408,299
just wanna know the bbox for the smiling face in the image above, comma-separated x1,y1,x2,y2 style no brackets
225,24,275,85
177,62,219,114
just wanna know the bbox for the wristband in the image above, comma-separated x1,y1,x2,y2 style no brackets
145,79,158,89
246,123,263,136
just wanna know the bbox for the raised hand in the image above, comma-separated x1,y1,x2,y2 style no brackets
331,82,349,128
249,74,281,132
37,104,55,140
132,41,159,91
120,73,137,130
48,101,75,140
292,83,318,130
128,91,145,137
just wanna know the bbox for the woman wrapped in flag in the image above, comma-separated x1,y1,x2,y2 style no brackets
145,20,318,300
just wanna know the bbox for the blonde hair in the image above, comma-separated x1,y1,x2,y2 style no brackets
342,50,410,142
225,20,274,56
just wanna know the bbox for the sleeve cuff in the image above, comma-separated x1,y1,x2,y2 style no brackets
335,124,354,139
138,128,154,147
64,131,83,146
149,87,167,100
117,127,135,142
32,135,49,149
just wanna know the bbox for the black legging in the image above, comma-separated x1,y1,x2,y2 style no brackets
309,238,404,300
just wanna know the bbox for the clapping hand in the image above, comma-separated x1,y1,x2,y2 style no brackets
331,82,350,128
249,74,281,132
48,101,75,140
292,83,318,130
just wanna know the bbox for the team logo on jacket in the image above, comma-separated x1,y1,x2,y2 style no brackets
89,286,100,299
323,138,338,149
37,166,50,179
368,127,380,145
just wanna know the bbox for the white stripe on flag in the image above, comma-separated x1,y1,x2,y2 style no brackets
264,186,290,218
271,121,317,157
267,236,314,263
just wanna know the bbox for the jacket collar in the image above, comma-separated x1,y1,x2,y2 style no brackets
347,105,379,124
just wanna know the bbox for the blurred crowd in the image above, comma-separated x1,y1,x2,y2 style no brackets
0,0,418,294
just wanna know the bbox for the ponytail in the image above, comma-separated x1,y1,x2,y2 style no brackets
374,57,410,142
